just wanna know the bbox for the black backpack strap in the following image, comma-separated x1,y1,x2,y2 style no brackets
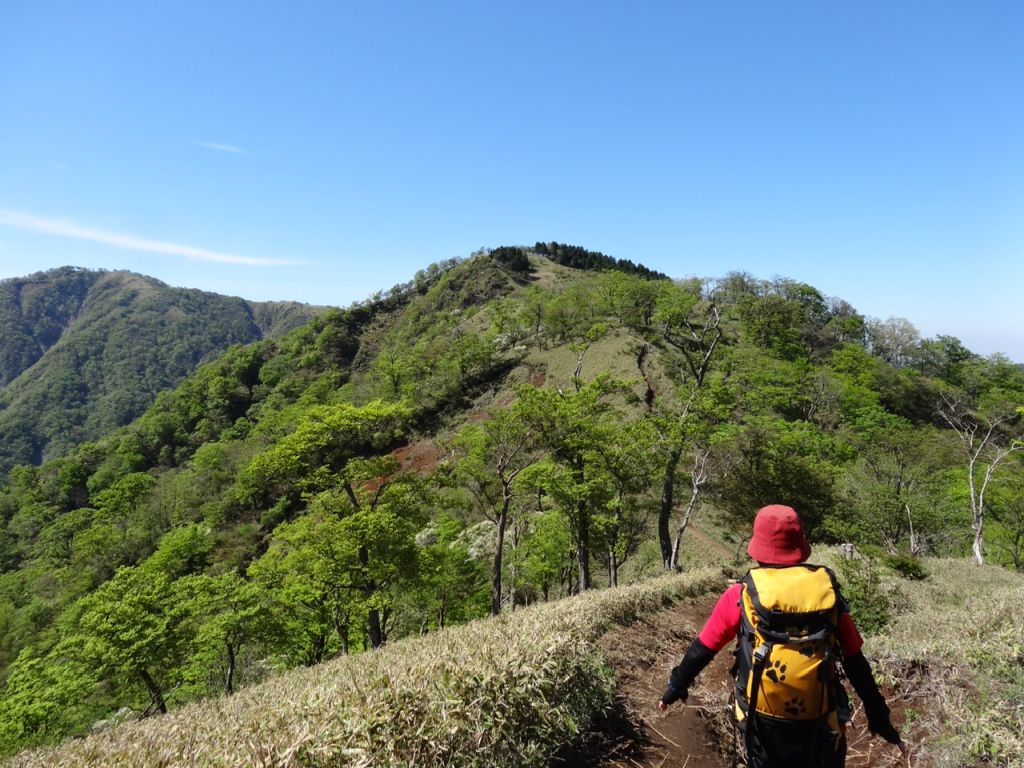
747,641,770,717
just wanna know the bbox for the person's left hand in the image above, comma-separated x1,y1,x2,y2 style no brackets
659,683,687,710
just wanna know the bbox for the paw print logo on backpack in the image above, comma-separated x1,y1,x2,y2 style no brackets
784,697,806,717
765,659,787,683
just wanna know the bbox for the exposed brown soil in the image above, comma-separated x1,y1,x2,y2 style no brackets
391,438,445,474
571,595,931,768
584,596,736,768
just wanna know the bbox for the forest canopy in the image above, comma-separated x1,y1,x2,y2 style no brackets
0,249,1020,755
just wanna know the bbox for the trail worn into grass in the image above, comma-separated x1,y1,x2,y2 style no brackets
586,596,734,768
578,595,929,768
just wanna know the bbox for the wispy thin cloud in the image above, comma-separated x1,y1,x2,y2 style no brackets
196,141,245,154
0,209,291,266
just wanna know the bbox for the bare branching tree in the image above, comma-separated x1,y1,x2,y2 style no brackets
938,393,1023,565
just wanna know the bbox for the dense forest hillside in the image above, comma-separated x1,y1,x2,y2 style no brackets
0,246,1021,760
0,267,325,475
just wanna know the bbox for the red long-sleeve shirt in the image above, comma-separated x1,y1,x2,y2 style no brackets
698,582,864,657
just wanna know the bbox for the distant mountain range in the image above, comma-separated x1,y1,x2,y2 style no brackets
0,267,326,476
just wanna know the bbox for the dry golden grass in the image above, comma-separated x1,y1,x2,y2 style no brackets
4,568,722,768
813,551,1024,768
868,559,1024,768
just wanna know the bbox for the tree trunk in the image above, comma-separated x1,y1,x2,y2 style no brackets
670,488,704,570
224,643,236,695
667,450,708,573
491,496,510,615
306,630,328,664
138,669,167,716
360,544,384,648
367,606,383,648
576,501,591,591
334,611,350,655
508,517,522,611
670,528,684,571
973,519,985,566
658,447,682,568
905,504,922,558
608,548,618,587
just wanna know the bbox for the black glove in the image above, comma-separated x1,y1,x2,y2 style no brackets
660,681,688,706
843,651,902,745
865,703,902,744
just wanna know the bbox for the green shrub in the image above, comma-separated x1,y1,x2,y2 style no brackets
834,554,893,635
883,553,928,581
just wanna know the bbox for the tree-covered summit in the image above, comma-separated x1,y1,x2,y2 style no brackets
488,242,670,280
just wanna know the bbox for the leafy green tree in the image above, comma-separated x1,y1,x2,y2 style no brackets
235,400,411,518
511,504,572,601
402,514,489,630
248,512,349,664
833,407,958,554
451,407,539,614
67,566,191,716
178,573,276,694
31,506,94,569
0,646,96,752
517,377,625,591
589,418,657,585
989,462,1024,571
712,417,844,543
912,335,974,384
369,346,421,401
650,281,726,568
328,462,422,647
143,523,215,579
594,271,659,328
250,466,421,656
739,293,805,359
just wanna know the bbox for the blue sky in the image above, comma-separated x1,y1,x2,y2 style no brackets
1,1,1022,360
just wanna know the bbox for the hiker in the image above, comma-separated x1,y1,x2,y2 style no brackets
657,504,903,768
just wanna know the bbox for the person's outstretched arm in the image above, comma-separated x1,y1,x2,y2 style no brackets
659,638,716,709
842,649,902,745
658,583,742,711
837,613,902,745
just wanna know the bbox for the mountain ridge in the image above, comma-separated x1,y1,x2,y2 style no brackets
0,266,327,474
0,248,1021,763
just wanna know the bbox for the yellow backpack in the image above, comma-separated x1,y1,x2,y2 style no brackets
734,565,842,729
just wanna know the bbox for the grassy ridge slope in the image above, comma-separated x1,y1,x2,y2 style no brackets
3,568,723,768
800,550,1024,767
868,559,1024,767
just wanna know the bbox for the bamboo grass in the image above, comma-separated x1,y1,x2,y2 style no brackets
5,568,722,768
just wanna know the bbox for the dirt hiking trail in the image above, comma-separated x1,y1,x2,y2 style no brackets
569,592,928,768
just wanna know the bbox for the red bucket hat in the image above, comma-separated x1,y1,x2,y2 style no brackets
747,504,811,564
